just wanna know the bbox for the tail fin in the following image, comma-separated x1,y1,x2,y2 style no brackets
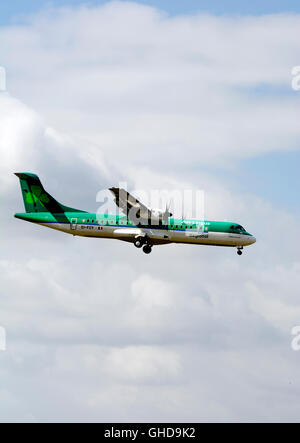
15,173,86,214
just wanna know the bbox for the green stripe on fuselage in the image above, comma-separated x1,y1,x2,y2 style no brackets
14,212,252,235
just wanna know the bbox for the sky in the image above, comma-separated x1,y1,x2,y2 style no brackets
4,0,300,24
0,0,300,422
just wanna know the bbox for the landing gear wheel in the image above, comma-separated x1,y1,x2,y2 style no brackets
134,236,145,249
143,245,152,254
237,249,243,256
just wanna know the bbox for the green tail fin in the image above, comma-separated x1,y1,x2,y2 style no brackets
15,173,86,214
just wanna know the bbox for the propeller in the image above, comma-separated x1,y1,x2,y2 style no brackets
163,202,172,222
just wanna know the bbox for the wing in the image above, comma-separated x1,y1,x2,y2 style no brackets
109,187,151,222
113,227,170,245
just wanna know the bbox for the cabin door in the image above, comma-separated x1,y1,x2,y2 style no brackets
198,223,204,234
70,218,78,231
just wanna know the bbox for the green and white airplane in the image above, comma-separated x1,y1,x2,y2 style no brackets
14,173,256,255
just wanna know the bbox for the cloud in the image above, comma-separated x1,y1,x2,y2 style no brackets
1,2,300,170
0,95,42,190
105,346,181,383
1,1,300,422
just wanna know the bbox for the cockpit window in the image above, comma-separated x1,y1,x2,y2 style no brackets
231,225,246,233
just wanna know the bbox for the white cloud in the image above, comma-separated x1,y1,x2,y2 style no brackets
1,3,300,170
131,274,173,308
105,346,181,382
1,1,300,422
0,95,42,190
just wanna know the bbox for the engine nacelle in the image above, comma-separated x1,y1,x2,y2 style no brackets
151,208,173,221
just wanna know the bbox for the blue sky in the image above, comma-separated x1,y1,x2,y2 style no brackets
3,0,300,25
200,150,300,216
243,151,300,214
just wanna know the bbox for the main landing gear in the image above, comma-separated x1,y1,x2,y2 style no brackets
237,246,243,256
143,244,152,255
134,236,153,254
134,237,144,249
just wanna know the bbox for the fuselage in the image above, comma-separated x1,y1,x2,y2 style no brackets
14,211,256,248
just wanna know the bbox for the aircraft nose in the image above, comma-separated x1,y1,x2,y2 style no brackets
250,236,256,244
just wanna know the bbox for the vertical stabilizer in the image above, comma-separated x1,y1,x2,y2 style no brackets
15,173,86,214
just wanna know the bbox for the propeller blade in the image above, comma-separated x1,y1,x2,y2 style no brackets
164,202,172,219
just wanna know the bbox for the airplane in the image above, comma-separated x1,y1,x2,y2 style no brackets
14,173,256,255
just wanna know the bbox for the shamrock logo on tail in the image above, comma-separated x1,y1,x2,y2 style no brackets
26,186,50,207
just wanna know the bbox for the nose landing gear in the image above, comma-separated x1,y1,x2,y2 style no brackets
237,246,243,256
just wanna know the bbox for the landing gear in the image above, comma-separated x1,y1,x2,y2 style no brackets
237,246,243,256
143,244,152,255
134,236,152,254
134,237,144,249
